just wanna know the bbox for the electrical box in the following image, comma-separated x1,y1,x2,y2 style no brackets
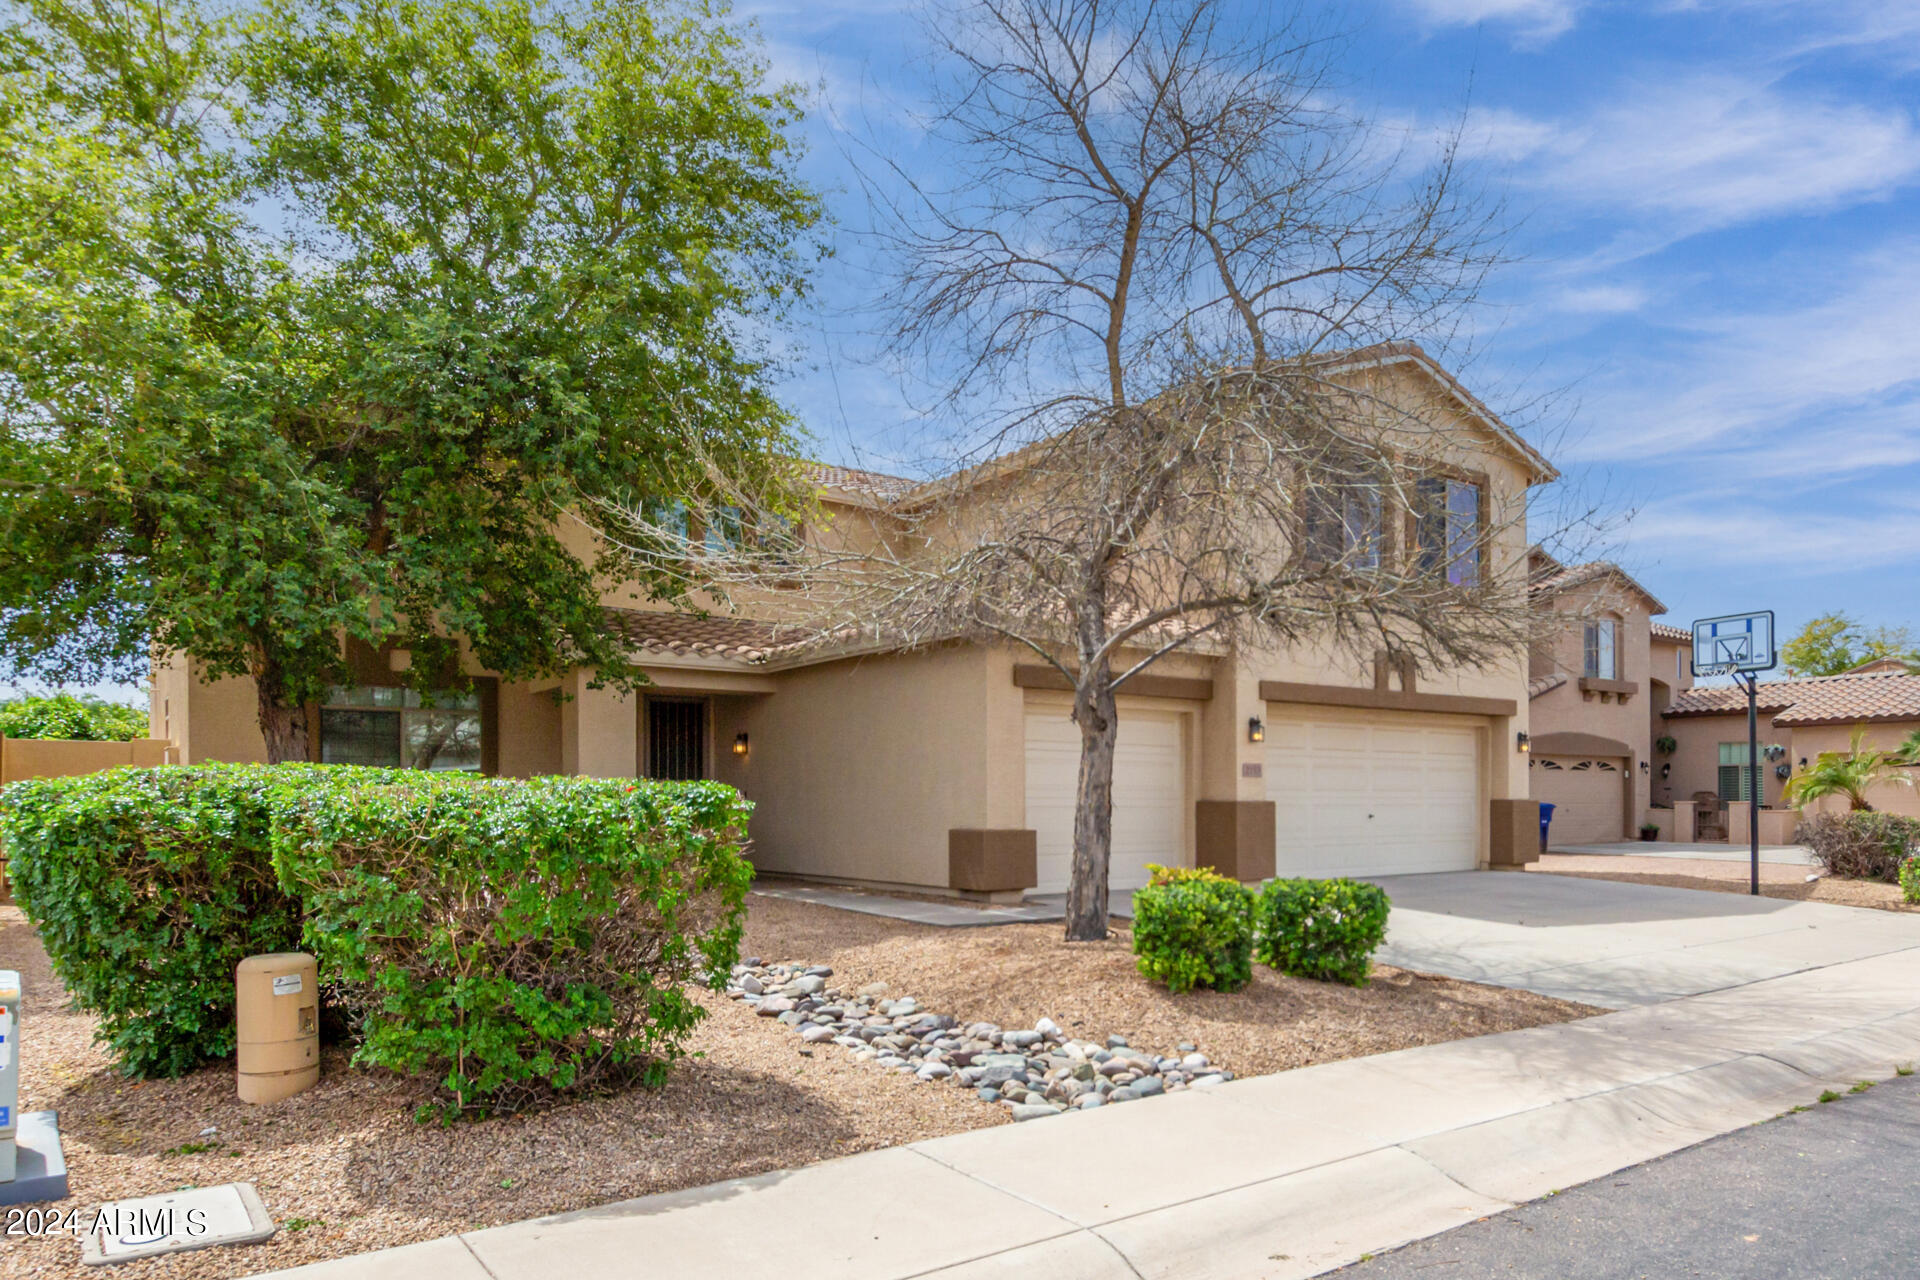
234,954,319,1104
1,970,19,1182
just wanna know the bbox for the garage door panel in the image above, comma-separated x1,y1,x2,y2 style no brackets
1533,755,1627,846
1026,707,1185,895
1267,715,1481,877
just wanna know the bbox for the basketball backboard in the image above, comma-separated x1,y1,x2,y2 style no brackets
1692,610,1776,677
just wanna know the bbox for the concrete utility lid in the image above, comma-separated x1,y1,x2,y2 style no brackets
80,1182,275,1267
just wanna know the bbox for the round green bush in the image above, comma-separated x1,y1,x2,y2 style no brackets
1254,877,1390,986
1131,865,1255,994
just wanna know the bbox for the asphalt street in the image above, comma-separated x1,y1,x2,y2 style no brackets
1340,1070,1920,1279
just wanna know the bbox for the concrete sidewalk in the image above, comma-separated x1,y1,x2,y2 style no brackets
251,943,1920,1280
1549,840,1817,866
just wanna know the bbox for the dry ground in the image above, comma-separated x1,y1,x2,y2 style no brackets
2,894,1594,1279
1528,853,1920,913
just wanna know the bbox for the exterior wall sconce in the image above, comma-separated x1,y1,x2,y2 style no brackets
1639,760,1649,774
1660,762,1672,779
732,732,750,758
1247,717,1265,744
1516,731,1530,754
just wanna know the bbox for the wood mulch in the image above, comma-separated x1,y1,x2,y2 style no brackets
2,893,1595,1279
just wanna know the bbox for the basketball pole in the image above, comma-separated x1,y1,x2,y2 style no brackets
1743,671,1760,896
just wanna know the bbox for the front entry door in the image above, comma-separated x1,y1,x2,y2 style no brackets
646,698,707,780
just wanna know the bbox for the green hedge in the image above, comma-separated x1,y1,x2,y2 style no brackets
1,765,754,1117
0,764,403,1076
1901,856,1920,905
273,774,752,1119
1131,865,1255,994
1254,877,1390,986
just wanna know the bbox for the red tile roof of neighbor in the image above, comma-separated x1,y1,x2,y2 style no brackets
1651,622,1692,643
1665,670,1920,727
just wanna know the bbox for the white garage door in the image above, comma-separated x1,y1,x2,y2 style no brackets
1533,756,1627,846
1266,713,1480,877
1025,705,1186,894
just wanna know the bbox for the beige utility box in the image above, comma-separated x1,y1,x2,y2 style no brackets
235,953,319,1104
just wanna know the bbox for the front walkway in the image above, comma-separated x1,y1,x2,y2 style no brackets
254,936,1920,1280
1371,871,1920,1008
1550,839,1817,866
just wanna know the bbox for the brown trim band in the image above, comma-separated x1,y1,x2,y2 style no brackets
1014,664,1214,702
1531,731,1632,758
1259,680,1516,718
1578,677,1639,696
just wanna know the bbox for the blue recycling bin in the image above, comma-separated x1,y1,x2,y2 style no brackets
1538,802,1556,853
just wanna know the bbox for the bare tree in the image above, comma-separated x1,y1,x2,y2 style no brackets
597,0,1552,941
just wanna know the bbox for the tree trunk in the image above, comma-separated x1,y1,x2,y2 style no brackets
254,656,312,765
1065,673,1118,941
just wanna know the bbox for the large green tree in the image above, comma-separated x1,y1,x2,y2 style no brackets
0,0,818,761
1781,612,1919,678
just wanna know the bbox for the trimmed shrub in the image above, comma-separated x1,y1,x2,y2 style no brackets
1254,877,1390,986
1800,811,1920,883
272,774,753,1119
1901,855,1920,906
1131,864,1255,994
0,764,402,1076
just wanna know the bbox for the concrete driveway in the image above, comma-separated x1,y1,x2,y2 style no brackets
1371,871,1920,1009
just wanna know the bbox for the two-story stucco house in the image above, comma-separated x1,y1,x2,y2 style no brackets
1525,552,1693,846
153,344,1555,897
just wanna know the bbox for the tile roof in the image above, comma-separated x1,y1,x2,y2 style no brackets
1528,557,1667,614
1529,672,1568,700
804,462,922,503
1664,670,1920,726
601,608,795,664
1650,622,1692,643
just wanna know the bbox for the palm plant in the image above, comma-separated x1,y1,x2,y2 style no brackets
1895,729,1920,767
1783,728,1916,812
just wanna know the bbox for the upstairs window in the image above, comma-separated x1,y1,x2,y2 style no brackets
1584,620,1617,679
320,686,483,772
1304,479,1384,570
1416,477,1483,587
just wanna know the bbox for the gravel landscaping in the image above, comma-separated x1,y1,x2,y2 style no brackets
1528,853,1920,913
2,891,1594,1279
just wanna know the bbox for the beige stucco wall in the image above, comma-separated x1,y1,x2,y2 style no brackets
719,643,1023,888
1647,636,1692,806
1663,711,1791,816
1788,722,1920,819
1527,576,1659,829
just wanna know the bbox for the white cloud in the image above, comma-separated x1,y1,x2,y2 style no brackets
1400,0,1585,42
1486,75,1920,231
1559,240,1920,469
1625,497,1920,575
1552,283,1651,314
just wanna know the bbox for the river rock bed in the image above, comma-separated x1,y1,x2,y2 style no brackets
724,958,1234,1120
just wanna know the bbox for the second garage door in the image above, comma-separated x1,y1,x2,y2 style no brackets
1266,713,1480,877
1532,755,1628,846
1025,704,1186,894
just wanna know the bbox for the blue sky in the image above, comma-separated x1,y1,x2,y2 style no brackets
747,0,1920,653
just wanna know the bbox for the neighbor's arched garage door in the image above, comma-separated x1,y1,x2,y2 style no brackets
1264,708,1482,877
1024,701,1189,894
1532,754,1629,846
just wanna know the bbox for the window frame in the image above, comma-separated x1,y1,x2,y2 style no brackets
308,676,498,775
1584,618,1618,680
1408,462,1491,588
1717,741,1754,803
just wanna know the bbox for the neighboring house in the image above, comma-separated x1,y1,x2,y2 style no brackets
153,345,1554,896
1525,554,1691,845
1661,670,1920,831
